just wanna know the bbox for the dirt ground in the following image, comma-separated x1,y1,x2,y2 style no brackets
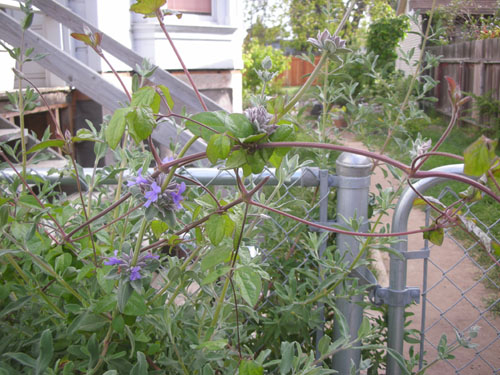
341,134,500,374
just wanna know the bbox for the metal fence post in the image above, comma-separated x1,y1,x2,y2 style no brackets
332,152,372,374
386,164,466,375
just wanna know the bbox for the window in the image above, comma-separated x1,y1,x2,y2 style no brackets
168,0,211,15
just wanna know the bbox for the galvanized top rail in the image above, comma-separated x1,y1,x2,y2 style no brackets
0,166,337,190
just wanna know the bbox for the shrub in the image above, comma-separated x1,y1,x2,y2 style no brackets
242,40,290,99
366,16,410,74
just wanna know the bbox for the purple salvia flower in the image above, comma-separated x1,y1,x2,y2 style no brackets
127,167,149,187
144,181,161,208
143,253,160,260
170,182,186,210
129,266,142,281
104,250,124,266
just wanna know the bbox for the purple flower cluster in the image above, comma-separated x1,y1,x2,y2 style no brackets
127,166,186,210
244,106,277,135
104,250,159,281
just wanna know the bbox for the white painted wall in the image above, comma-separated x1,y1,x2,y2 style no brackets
130,0,244,70
396,5,422,75
0,0,245,110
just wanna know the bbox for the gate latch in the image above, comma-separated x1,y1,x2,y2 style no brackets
372,286,420,307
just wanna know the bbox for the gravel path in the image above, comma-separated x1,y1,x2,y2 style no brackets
340,133,500,374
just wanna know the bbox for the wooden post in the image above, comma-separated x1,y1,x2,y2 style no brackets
471,40,484,122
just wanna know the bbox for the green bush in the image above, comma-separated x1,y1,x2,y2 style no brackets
366,16,410,74
242,40,290,99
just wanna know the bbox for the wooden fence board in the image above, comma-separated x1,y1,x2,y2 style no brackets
427,38,500,127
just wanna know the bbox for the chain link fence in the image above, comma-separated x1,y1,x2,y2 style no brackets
415,187,500,374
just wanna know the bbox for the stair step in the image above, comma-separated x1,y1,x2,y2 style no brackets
0,128,29,143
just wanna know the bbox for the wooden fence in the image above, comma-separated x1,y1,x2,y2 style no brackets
426,38,500,127
280,56,321,87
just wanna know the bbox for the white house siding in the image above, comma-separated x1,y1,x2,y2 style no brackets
129,0,244,111
396,13,422,75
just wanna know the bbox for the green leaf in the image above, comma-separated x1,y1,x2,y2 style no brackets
151,220,168,239
246,150,266,174
124,292,148,316
234,266,262,307
463,135,497,176
87,334,99,368
112,314,125,334
207,133,231,164
201,245,232,271
225,150,247,169
201,266,231,285
318,335,331,356
241,133,268,144
280,342,294,375
423,226,444,246
186,112,226,141
117,279,133,313
77,314,108,332
3,352,36,368
357,316,371,338
55,253,72,274
206,214,225,245
105,107,130,149
130,0,166,15
0,296,30,318
197,339,228,351
239,359,263,375
21,12,34,30
26,140,65,155
0,205,9,228
270,124,295,142
102,371,118,375
158,85,174,110
492,242,500,257
227,113,255,138
127,106,156,144
131,86,158,112
71,33,92,46
130,351,148,375
92,297,117,314
18,195,43,209
0,249,21,257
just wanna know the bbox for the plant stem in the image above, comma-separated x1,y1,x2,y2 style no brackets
208,202,250,332
275,52,328,123
18,33,27,187
131,218,148,267
151,246,202,304
161,135,200,191
69,156,98,266
156,10,208,112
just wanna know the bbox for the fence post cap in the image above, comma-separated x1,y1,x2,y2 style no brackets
336,152,372,177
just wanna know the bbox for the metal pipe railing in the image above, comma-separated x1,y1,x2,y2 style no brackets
386,164,466,375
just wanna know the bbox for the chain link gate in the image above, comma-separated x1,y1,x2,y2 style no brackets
387,164,500,375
